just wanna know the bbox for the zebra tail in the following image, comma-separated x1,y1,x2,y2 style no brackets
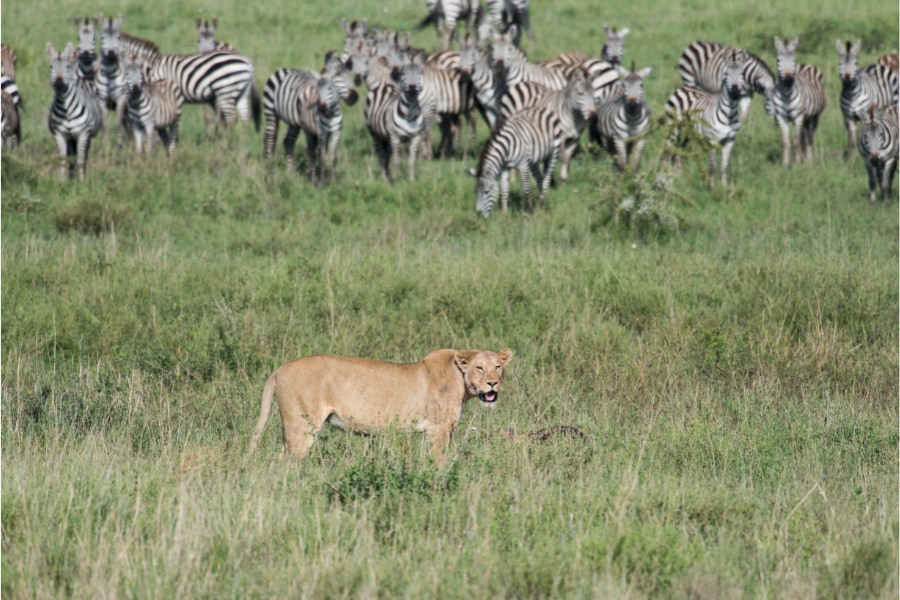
251,80,261,133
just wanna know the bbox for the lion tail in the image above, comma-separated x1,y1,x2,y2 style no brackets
246,369,278,457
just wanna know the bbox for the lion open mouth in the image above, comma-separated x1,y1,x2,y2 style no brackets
479,391,498,406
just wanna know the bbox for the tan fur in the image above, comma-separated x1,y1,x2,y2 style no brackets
247,348,512,463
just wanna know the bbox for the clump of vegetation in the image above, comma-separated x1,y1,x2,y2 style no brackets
52,196,131,235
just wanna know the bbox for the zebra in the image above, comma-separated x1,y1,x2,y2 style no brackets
146,50,261,138
263,52,358,180
770,37,827,166
601,25,630,67
492,25,568,90
498,66,596,182
474,104,562,216
486,0,535,49
678,40,775,123
420,57,476,157
457,32,506,130
123,55,183,157
591,63,653,173
2,91,19,148
836,39,899,153
46,42,103,180
74,17,98,87
418,0,483,49
340,18,369,64
365,54,427,184
857,104,898,205
665,49,747,189
197,18,236,53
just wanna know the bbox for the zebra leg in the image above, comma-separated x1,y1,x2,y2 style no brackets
76,134,92,181
133,123,145,155
114,96,127,148
738,95,752,124
559,138,577,182
305,131,319,183
630,139,647,172
168,118,180,157
521,163,535,212
408,134,421,181
883,158,897,204
614,138,628,173
864,158,879,205
707,147,718,190
844,118,857,158
263,114,280,160
539,149,559,210
776,116,792,167
283,126,300,173
719,140,735,188
803,116,819,164
54,133,70,179
500,169,510,212
326,131,340,184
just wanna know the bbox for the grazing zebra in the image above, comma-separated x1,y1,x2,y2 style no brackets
457,32,505,130
857,104,898,205
46,42,103,180
123,56,183,157
498,66,596,182
418,0,483,49
591,63,653,172
474,104,562,216
665,49,746,189
877,52,899,73
2,91,19,148
492,25,567,90
263,52,358,180
486,0,535,49
197,18,236,53
146,50,261,138
771,37,827,166
678,40,775,122
365,54,427,184
836,39,899,153
601,26,630,67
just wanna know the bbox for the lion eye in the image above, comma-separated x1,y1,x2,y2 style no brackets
476,366,484,373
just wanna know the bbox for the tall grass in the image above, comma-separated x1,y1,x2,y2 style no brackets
2,0,898,596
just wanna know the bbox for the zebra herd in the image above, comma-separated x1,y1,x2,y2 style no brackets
2,5,898,210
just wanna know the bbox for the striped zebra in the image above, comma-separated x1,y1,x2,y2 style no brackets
418,0,483,49
123,56,183,157
75,17,98,87
341,18,369,64
474,104,562,216
602,26,630,67
492,25,567,90
591,63,653,173
421,57,476,157
146,50,261,138
771,37,827,166
365,54,427,184
263,52,358,181
498,66,596,182
665,49,746,189
486,0,535,49
877,52,899,73
457,32,506,130
197,19,236,53
836,39,899,153
2,91,19,148
678,40,775,123
857,104,898,205
46,42,103,180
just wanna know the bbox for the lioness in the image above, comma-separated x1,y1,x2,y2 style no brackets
247,348,513,463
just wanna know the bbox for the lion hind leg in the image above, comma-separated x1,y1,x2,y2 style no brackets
282,412,323,458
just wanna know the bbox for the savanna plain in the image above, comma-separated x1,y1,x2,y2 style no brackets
1,0,898,596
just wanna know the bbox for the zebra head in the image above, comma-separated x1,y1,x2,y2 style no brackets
74,17,97,79
315,77,341,119
323,51,359,106
343,38,372,88
774,37,800,88
457,33,480,76
123,54,145,102
602,25,630,67
618,62,652,117
723,49,747,100
100,14,124,66
475,177,499,217
836,39,862,88
566,66,597,122
491,25,522,76
47,42,77,94
196,18,219,53
341,18,368,61
393,51,425,103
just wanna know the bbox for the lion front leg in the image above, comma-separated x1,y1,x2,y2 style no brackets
426,426,453,465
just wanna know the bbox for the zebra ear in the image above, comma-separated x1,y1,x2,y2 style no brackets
773,37,784,53
619,27,630,37
789,37,799,50
508,24,518,41
212,18,218,29
835,39,844,54
46,41,56,58
636,67,653,79
616,65,629,78
851,40,861,55
195,19,202,29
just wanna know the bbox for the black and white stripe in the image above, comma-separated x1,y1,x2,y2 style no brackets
365,55,427,183
666,49,746,189
46,42,103,180
124,56,183,156
146,50,261,138
771,37,827,166
601,26,630,66
457,32,506,130
474,104,562,216
877,52,899,73
857,104,898,205
498,66,596,181
678,40,775,122
75,17,98,89
486,0,535,49
1,43,21,146
2,90,19,148
263,52,358,181
421,57,476,157
591,63,653,172
340,18,369,64
418,0,483,49
197,18,236,53
836,39,899,152
492,25,567,90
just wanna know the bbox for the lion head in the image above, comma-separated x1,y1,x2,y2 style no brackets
455,348,513,408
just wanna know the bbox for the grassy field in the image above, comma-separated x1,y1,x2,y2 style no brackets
2,0,898,597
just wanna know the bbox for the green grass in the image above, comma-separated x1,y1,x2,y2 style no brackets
2,0,898,597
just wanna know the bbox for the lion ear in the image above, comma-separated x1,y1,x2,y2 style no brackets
497,348,513,366
454,350,479,371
